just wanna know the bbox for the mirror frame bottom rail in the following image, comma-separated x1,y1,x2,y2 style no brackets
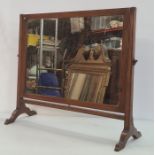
23,97,125,120
23,93,124,113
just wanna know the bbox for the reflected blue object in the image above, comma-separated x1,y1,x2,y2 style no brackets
38,72,61,97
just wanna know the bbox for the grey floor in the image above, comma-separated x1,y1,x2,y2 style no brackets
0,106,154,155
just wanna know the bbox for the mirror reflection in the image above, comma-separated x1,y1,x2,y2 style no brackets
66,72,109,103
25,15,124,105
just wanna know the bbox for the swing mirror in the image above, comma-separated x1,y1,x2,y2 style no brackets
5,8,142,152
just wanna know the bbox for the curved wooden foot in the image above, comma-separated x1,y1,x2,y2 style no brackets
4,104,37,125
115,127,142,151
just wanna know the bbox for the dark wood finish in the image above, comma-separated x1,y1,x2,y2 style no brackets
23,98,124,120
5,7,141,151
24,93,123,112
4,101,37,125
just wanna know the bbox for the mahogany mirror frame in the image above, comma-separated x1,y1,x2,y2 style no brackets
5,7,141,151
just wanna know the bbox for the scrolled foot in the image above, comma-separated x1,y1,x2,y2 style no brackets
24,107,37,116
4,105,37,125
132,129,142,139
4,109,20,125
114,127,142,151
28,110,37,116
5,118,15,125
115,142,126,152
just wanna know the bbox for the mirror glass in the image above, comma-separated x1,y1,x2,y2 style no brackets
25,15,124,105
66,72,109,103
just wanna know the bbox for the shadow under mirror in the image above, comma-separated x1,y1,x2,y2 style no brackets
25,15,124,105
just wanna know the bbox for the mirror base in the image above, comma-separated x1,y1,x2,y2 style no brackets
114,126,142,151
4,104,37,125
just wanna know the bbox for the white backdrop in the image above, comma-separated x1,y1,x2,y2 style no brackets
0,0,153,120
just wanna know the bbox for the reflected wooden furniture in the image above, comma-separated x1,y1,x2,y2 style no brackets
5,7,141,151
65,45,111,103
